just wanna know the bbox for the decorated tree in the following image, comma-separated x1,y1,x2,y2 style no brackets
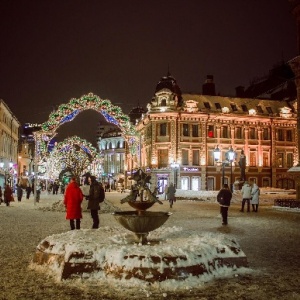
48,136,101,180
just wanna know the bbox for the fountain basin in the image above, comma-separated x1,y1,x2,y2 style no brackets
113,211,172,243
127,201,155,211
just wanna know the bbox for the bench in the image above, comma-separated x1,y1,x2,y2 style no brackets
274,198,300,208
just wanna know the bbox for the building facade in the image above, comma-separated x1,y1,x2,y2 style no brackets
0,100,21,188
136,74,297,192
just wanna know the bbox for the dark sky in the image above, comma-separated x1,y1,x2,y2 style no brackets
0,0,297,145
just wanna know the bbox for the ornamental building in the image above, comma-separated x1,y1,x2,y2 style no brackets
136,72,297,192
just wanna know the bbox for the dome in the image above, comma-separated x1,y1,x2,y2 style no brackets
128,106,145,124
155,72,183,106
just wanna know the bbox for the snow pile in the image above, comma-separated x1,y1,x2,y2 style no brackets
32,226,250,291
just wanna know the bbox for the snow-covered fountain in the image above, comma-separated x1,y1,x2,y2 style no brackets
31,169,249,289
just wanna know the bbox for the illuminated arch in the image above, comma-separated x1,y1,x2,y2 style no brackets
34,92,139,156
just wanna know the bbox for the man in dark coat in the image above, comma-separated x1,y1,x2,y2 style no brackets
88,176,105,229
217,183,232,225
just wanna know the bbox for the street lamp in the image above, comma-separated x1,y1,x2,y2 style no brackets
226,146,236,192
170,161,180,188
213,146,226,186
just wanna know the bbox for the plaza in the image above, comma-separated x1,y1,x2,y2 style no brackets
1,190,299,299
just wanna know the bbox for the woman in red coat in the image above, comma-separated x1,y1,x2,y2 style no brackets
64,177,84,230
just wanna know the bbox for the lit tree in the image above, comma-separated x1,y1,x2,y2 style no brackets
48,136,100,180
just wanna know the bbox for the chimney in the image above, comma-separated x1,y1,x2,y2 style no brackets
202,75,216,95
235,86,245,98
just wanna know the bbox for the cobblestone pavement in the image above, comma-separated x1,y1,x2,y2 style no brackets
0,191,300,300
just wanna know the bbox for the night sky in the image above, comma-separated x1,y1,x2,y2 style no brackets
0,0,297,145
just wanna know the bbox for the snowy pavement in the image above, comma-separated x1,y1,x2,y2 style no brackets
1,191,300,299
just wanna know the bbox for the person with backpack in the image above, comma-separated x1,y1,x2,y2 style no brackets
250,181,260,212
88,176,105,229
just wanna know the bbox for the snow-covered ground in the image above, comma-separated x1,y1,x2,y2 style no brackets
0,190,300,299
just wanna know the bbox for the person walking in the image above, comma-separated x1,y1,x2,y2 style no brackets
88,176,105,229
64,177,84,230
0,186,3,204
240,181,252,212
167,183,176,208
217,183,232,225
4,184,13,206
250,181,260,212
26,185,32,199
164,184,168,200
16,184,23,202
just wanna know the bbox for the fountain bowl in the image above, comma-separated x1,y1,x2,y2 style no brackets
113,211,172,243
127,201,155,211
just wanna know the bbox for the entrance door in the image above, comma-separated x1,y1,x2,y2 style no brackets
157,176,168,194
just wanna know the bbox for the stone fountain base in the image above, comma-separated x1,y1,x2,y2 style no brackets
31,226,248,285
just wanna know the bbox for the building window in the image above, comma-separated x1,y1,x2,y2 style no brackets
256,105,263,113
222,126,229,138
277,129,284,141
287,153,293,168
241,104,248,112
262,177,270,187
182,149,189,165
191,176,201,191
204,102,211,109
249,151,256,166
208,125,214,138
263,152,269,167
161,99,167,106
208,149,214,166
263,128,270,140
236,127,242,139
158,149,169,167
183,124,189,136
286,130,293,142
230,104,238,111
181,177,189,190
159,123,167,136
192,124,199,137
215,103,221,109
266,107,273,114
192,150,200,165
277,153,283,167
249,128,256,139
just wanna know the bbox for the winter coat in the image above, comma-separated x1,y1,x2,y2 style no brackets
17,185,23,199
166,184,176,201
241,183,252,199
4,185,12,203
217,188,232,207
64,181,83,220
88,181,105,210
251,183,260,205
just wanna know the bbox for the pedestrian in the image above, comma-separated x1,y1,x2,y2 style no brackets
88,176,105,229
0,186,2,204
217,183,232,225
167,182,176,208
64,177,84,230
26,185,32,199
250,181,260,212
4,184,13,206
164,184,168,200
16,184,23,202
240,181,252,212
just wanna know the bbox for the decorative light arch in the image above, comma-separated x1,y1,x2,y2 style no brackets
33,93,139,203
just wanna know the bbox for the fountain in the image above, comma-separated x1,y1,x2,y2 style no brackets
112,169,172,244
31,169,249,286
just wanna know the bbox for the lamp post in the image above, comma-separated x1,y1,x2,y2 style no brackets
213,146,226,187
170,161,179,188
226,146,236,192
